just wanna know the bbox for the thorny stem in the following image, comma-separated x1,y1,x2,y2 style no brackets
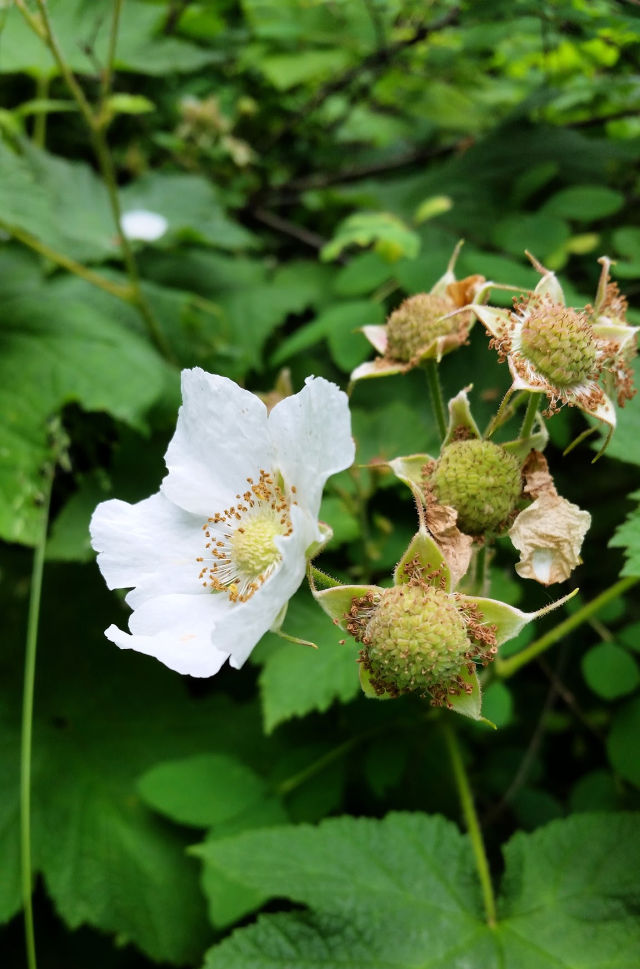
18,0,174,362
496,575,640,679
423,358,448,441
443,723,497,928
519,392,540,441
20,470,53,969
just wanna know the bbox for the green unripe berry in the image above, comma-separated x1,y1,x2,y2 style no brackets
386,293,456,362
519,305,597,388
431,439,521,534
363,584,471,695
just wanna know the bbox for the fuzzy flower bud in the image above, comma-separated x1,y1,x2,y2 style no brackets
430,440,522,535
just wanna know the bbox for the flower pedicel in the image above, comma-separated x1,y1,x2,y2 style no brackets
90,368,354,676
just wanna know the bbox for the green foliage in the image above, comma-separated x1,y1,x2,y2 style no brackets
201,812,640,968
582,642,640,699
0,273,167,544
3,0,640,963
609,490,640,576
253,590,360,733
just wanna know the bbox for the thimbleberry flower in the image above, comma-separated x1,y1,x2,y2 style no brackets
351,241,484,382
472,255,638,433
313,529,572,720
90,369,354,676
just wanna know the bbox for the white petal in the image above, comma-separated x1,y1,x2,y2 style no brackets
90,492,203,604
361,325,388,354
268,377,354,518
120,209,168,242
350,358,410,381
106,592,230,677
162,368,274,516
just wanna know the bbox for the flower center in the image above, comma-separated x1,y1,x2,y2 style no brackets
430,439,522,535
518,303,598,388
386,293,457,362
197,469,293,602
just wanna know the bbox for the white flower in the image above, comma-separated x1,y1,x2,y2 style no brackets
120,209,169,242
90,369,355,676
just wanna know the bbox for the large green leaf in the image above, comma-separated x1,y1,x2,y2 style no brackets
201,812,640,968
0,556,280,960
0,286,167,545
609,490,640,577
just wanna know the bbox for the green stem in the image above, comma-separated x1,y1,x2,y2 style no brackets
423,358,447,441
0,218,134,301
276,736,361,797
496,575,640,679
101,0,124,99
32,74,49,148
519,392,540,441
443,723,497,928
20,471,53,969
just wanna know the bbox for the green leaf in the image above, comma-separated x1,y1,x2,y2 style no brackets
253,590,360,733
321,212,421,263
105,93,155,116
0,0,222,77
596,358,640,466
607,696,640,787
271,300,383,368
482,681,514,727
609,489,640,576
492,213,570,260
542,185,625,221
196,799,289,929
582,642,640,700
260,49,352,90
0,140,115,263
0,291,166,545
138,754,267,828
202,812,640,969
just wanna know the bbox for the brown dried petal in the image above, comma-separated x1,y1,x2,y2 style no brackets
509,494,591,585
425,495,473,588
521,450,557,500
446,275,485,308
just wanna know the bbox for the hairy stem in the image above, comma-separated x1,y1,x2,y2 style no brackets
496,575,640,679
443,723,497,928
423,358,447,440
0,219,134,301
20,472,53,969
519,392,540,441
